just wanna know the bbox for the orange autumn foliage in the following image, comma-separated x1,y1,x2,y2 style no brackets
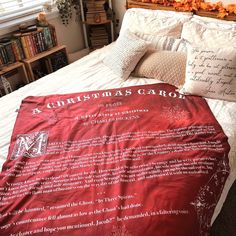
140,0,236,18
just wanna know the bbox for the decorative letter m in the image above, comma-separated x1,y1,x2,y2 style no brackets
11,131,48,160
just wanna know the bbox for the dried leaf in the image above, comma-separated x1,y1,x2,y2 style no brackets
217,11,228,18
138,0,236,19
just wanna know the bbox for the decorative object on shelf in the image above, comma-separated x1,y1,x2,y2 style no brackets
0,75,13,95
36,12,49,27
54,0,81,25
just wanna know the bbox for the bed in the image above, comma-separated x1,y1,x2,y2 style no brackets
0,0,236,235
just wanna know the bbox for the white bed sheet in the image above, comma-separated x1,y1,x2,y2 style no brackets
0,44,236,224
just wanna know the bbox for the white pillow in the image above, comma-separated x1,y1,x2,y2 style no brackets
103,30,150,80
180,46,236,101
181,21,236,48
134,33,184,51
192,15,236,31
120,8,193,38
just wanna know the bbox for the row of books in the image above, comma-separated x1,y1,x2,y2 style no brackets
0,25,57,68
0,38,23,67
89,25,109,49
13,25,57,60
86,0,107,24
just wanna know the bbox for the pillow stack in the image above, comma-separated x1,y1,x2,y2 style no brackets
103,8,236,102
103,8,191,85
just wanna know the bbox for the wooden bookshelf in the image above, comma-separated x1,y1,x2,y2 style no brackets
0,62,29,83
0,24,67,96
22,45,68,82
80,0,115,49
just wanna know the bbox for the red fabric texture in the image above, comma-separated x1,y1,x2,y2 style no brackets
0,83,230,236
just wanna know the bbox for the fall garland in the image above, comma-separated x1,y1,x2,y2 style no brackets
140,0,236,18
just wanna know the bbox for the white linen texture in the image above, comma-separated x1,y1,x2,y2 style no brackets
181,21,236,48
180,46,236,101
120,8,193,38
103,30,150,80
191,15,236,31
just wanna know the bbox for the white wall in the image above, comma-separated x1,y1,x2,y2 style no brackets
113,0,126,32
49,14,85,53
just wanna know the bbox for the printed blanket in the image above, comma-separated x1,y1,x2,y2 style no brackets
0,83,230,236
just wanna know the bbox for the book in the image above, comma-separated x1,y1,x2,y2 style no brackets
20,36,30,59
0,46,8,64
19,25,37,33
49,25,58,47
11,40,20,61
43,27,53,49
25,35,34,57
15,38,25,59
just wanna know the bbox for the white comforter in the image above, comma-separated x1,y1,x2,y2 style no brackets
0,45,236,223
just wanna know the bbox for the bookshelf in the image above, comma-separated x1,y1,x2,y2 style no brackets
80,0,115,50
0,24,69,96
23,45,68,82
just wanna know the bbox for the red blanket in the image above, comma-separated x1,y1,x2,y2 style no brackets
0,83,230,236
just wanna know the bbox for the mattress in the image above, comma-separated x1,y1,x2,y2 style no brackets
0,44,236,225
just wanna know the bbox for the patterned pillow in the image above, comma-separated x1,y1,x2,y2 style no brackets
134,33,183,51
179,46,236,101
103,30,150,80
133,50,187,87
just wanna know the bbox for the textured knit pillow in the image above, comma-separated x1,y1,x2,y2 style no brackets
133,50,187,87
180,46,236,101
103,30,150,80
